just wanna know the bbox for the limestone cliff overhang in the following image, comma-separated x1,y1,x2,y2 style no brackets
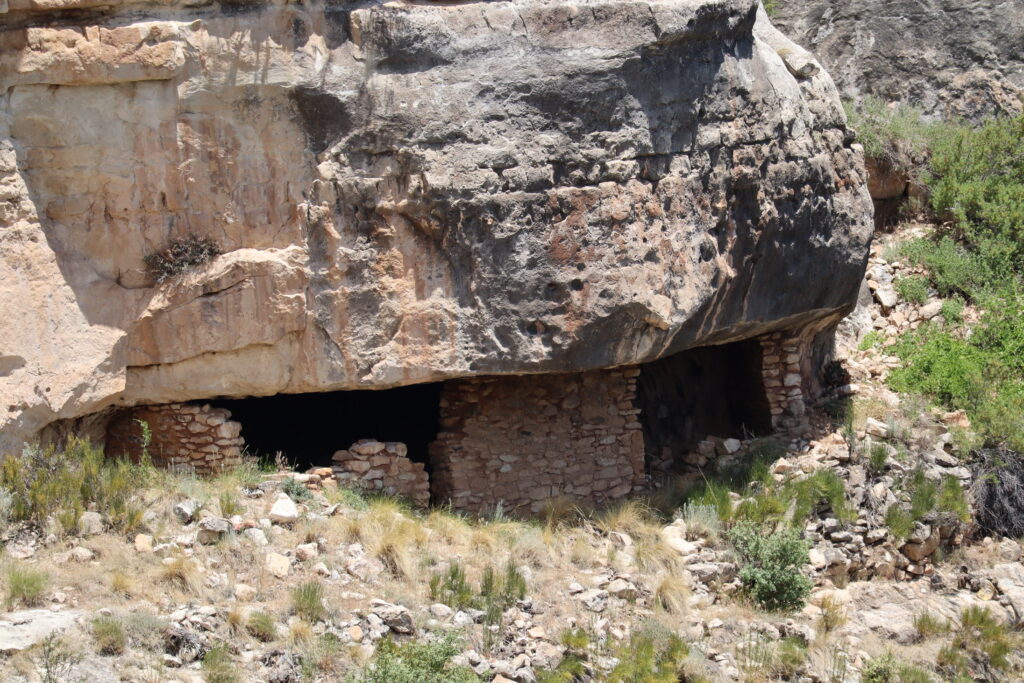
0,0,873,450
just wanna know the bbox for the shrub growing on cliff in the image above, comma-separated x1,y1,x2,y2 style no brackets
143,233,221,282
844,97,933,176
728,522,811,611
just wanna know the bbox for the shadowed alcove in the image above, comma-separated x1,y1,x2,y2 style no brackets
637,339,773,474
210,383,444,471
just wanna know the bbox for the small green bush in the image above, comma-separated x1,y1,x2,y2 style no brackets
5,565,49,608
218,490,243,517
607,622,688,683
937,606,1014,679
913,610,950,640
884,504,915,541
786,470,853,523
429,561,474,610
936,474,970,522
940,298,964,324
859,330,884,351
348,634,481,683
867,442,890,475
537,628,591,683
281,477,312,502
202,643,240,683
291,582,326,623
844,98,933,176
927,114,1024,266
0,438,150,536
896,276,929,305
728,522,812,612
862,652,934,682
91,615,126,655
144,233,221,282
246,611,277,642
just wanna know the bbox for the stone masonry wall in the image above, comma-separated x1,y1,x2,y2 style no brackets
332,439,430,507
429,368,645,514
760,332,807,432
105,403,244,474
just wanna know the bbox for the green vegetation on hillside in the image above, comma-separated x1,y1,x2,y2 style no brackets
847,101,1024,449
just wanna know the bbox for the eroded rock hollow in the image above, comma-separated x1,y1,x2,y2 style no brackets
0,0,872,509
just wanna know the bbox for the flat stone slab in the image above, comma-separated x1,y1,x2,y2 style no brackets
0,609,83,654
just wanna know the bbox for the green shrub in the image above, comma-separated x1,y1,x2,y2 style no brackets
862,652,934,682
927,114,1024,266
844,98,933,176
5,565,48,608
867,442,890,475
281,477,312,502
349,634,481,683
246,611,277,642
908,470,937,519
607,621,688,683
301,632,344,680
728,522,812,612
884,504,915,541
896,276,929,305
144,233,221,282
218,490,243,517
940,298,964,324
900,237,1010,299
202,643,240,683
786,470,853,523
936,474,970,522
91,615,126,655
429,561,474,610
937,606,1015,679
537,628,591,683
859,330,884,351
291,582,326,623
0,438,149,536
913,611,950,640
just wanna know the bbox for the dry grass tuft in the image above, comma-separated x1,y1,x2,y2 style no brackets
5,565,48,608
288,619,313,645
91,615,126,655
247,611,277,642
653,574,690,615
161,555,198,592
110,571,133,597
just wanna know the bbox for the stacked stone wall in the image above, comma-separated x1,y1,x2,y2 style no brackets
760,332,807,431
332,440,430,507
429,368,645,514
105,403,244,474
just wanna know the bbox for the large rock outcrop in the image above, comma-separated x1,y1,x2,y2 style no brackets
772,0,1024,121
0,0,872,451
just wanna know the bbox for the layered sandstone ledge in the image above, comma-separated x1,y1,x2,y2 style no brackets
0,0,872,451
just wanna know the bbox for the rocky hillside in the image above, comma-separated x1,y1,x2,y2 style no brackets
0,226,1022,681
772,0,1024,121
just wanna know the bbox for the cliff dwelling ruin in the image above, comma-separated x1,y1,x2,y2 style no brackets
102,331,808,514
1,0,873,520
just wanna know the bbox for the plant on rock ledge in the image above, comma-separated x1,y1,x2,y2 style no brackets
143,233,221,282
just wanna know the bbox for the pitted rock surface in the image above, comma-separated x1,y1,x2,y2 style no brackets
773,0,1024,121
0,0,871,449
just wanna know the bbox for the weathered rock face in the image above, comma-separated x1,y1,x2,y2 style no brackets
0,0,872,451
772,0,1024,121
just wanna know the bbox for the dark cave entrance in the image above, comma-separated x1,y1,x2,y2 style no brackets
211,383,444,472
637,338,773,475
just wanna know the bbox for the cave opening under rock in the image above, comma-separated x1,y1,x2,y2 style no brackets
210,383,444,472
637,338,773,476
